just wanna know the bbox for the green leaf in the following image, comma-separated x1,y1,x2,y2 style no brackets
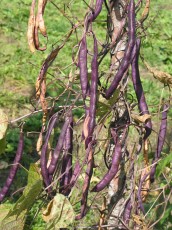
97,89,119,123
43,194,75,229
156,153,172,177
7,164,43,218
0,203,25,230
0,203,14,223
0,164,43,230
0,109,8,154
159,207,172,225
0,211,26,230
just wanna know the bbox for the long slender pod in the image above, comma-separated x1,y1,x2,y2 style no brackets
34,14,47,51
123,199,132,224
105,0,136,99
48,117,70,178
131,39,152,140
150,104,168,182
0,132,24,202
137,172,149,214
37,29,73,82
33,0,47,51
92,130,122,192
78,35,89,99
60,114,73,195
76,35,98,218
64,160,81,193
65,137,94,193
75,147,94,220
27,0,36,53
85,35,98,148
123,156,135,224
40,113,58,190
38,0,47,37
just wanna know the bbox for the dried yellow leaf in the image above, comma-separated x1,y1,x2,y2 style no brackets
144,61,172,85
131,113,151,124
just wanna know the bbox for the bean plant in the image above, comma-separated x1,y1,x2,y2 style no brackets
0,0,172,229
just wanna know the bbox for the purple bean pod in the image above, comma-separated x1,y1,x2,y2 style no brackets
65,160,81,192
131,39,152,140
79,35,89,99
150,104,168,182
0,132,24,202
123,199,132,224
63,140,93,195
76,36,98,218
48,117,70,177
85,0,104,31
60,114,73,195
40,113,58,191
92,130,122,192
105,0,136,99
85,35,98,148
75,147,94,220
137,172,149,214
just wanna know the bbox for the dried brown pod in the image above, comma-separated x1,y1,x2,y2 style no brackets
34,14,47,51
27,0,36,53
38,0,47,37
140,0,151,23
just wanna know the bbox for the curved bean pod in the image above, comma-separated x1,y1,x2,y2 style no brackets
65,160,81,192
150,104,168,182
123,199,132,224
27,0,36,53
86,0,104,31
85,35,98,148
75,148,94,220
105,0,136,99
92,130,122,192
0,132,24,202
40,113,58,190
137,172,148,214
60,114,73,195
38,0,47,37
131,39,152,140
48,117,69,177
78,35,89,99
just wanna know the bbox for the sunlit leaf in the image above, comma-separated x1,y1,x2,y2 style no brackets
0,204,13,223
8,164,42,217
42,193,75,229
0,203,25,230
0,211,26,230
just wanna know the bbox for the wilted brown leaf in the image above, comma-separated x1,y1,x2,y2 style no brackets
144,61,172,85
42,194,75,229
131,113,151,124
